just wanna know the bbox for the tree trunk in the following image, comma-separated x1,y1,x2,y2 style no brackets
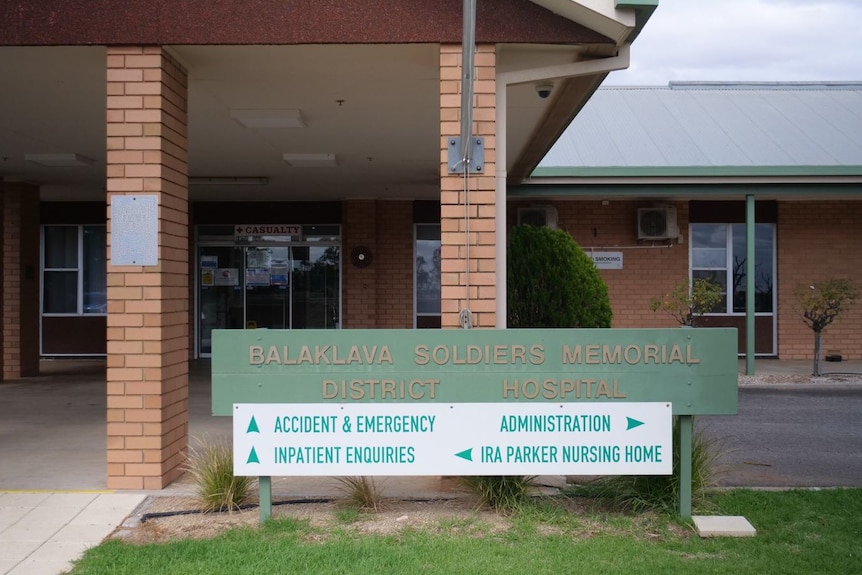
813,330,823,376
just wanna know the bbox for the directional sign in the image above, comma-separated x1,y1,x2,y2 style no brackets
233,402,672,476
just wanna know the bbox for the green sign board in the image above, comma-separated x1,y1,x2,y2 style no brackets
212,328,738,417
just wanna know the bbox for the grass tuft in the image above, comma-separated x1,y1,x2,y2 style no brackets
334,476,386,511
459,476,537,512
185,435,255,512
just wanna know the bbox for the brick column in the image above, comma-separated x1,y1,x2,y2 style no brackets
439,44,497,329
2,183,40,378
106,47,189,489
342,200,378,328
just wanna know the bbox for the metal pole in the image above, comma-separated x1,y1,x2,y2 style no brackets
746,195,756,374
459,0,477,163
678,415,693,519
259,475,272,523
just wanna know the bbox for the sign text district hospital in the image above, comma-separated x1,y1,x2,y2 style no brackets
214,329,737,477
214,328,737,414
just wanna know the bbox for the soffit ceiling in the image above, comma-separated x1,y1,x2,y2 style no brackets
0,42,609,202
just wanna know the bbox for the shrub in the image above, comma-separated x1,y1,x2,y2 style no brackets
185,435,255,512
474,225,611,511
460,475,537,512
649,277,723,327
507,224,612,328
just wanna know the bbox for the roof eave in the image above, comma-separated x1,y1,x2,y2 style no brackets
529,0,657,45
510,1,657,183
530,166,862,179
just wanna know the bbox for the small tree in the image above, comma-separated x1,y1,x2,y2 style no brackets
649,277,723,327
508,225,612,328
795,279,859,376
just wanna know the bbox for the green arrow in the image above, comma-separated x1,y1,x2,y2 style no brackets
455,448,473,462
626,417,644,430
246,416,260,434
246,447,260,464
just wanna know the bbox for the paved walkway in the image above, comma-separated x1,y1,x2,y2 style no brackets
1,357,859,574
0,492,145,575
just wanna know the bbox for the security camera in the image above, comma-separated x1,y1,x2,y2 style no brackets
535,82,554,99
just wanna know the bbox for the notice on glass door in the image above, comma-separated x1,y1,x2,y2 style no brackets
215,268,239,286
271,261,289,286
247,267,271,286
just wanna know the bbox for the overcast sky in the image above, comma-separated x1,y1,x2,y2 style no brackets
605,0,862,86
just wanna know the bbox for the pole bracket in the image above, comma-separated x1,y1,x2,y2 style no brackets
448,137,484,174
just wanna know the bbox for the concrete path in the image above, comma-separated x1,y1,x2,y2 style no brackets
0,492,145,575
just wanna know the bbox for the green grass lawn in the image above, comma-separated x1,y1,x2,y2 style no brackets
69,489,862,575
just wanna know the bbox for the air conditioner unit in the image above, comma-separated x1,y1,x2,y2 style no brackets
517,205,558,229
637,207,678,240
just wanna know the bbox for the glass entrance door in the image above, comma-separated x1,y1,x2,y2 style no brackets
197,242,340,356
245,246,290,330
291,246,340,329
198,246,244,356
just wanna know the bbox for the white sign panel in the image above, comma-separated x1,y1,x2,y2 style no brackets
233,402,671,477
589,251,623,270
110,195,158,266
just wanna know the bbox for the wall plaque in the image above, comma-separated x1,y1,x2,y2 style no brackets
111,195,158,266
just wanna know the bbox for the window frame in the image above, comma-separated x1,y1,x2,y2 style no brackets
41,224,107,317
690,222,776,316
413,223,441,328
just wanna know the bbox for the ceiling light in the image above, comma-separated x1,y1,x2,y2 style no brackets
25,153,94,167
230,109,306,129
189,177,270,186
283,153,338,168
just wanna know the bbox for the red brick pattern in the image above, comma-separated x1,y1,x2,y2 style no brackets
375,201,413,328
2,183,40,378
509,199,861,360
510,200,691,329
440,44,497,329
342,200,414,329
342,200,378,328
106,46,190,489
777,202,862,359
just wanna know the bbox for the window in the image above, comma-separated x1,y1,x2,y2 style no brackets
415,224,441,328
42,225,107,315
691,223,775,314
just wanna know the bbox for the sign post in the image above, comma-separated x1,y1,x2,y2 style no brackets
212,328,737,521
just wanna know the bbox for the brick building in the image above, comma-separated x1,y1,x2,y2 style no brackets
0,1,656,488
520,82,862,360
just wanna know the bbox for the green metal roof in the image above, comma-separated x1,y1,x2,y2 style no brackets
533,82,862,179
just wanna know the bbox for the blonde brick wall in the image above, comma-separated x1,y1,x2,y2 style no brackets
777,201,862,359
440,44,496,329
106,46,190,490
